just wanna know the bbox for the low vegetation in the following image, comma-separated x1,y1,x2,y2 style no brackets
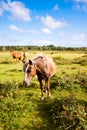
0,50,87,130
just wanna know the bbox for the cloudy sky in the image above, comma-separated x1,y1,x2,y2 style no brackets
0,0,87,47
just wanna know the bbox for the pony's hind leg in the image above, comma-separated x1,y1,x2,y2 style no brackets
44,80,48,93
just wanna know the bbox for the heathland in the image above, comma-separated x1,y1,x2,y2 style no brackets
0,50,87,130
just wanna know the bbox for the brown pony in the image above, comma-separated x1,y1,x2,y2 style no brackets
10,51,22,61
22,54,56,100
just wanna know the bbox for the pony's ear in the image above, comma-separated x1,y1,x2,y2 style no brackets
22,50,27,64
22,59,26,64
29,59,33,65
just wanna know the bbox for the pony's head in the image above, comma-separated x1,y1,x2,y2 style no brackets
23,59,36,86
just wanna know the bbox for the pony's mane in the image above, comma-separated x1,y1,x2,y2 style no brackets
33,53,45,61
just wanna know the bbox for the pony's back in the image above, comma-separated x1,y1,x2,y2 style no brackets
33,54,56,78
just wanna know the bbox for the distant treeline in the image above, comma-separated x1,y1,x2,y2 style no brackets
0,45,87,51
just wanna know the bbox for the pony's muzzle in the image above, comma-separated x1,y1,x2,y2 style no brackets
23,80,28,86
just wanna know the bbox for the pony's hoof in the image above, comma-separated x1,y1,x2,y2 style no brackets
48,94,51,98
41,97,44,100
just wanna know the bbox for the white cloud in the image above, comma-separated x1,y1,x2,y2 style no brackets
30,39,54,46
28,30,39,34
73,4,81,10
72,33,87,46
75,0,87,3
35,15,39,20
1,1,10,10
73,33,86,41
73,4,87,11
41,15,68,30
0,7,3,16
53,4,59,11
82,4,87,11
0,0,31,22
42,28,51,34
58,32,65,37
9,24,39,34
9,24,25,33
73,0,87,11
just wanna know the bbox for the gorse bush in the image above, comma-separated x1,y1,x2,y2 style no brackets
51,72,87,92
53,56,72,65
72,55,87,66
53,54,87,66
44,97,87,130
75,72,87,90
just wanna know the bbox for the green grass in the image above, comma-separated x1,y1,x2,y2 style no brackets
0,50,87,130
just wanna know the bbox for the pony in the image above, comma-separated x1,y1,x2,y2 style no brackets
10,51,22,61
22,54,56,100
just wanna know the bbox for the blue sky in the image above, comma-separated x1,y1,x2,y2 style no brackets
0,0,87,47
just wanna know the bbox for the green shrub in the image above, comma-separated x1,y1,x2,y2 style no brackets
51,72,87,92
53,57,71,65
41,97,87,130
72,55,87,66
0,81,38,130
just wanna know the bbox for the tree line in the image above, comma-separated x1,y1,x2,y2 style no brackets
0,45,87,51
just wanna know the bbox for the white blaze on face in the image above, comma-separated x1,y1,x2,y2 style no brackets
24,64,30,85
24,72,28,84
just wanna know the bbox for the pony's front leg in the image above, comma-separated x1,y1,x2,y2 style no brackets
45,77,50,98
39,79,44,100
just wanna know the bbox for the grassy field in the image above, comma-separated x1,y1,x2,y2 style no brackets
0,50,87,130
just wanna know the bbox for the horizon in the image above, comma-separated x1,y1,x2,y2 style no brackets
0,44,87,49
